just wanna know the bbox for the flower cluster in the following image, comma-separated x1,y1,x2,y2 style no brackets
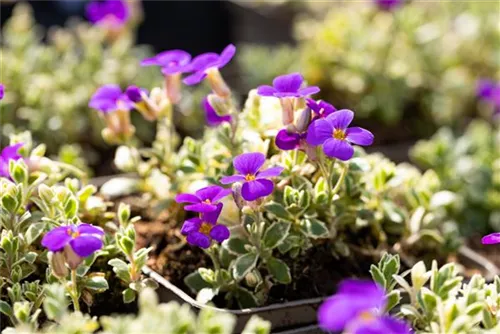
257,73,374,161
318,279,411,334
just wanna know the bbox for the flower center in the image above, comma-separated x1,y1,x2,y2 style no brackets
245,174,256,181
67,228,80,239
332,129,346,140
199,222,213,236
358,311,375,322
203,199,212,204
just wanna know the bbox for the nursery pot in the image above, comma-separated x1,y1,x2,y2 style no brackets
142,266,325,333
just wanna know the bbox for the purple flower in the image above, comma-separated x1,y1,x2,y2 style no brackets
181,203,230,249
306,98,336,121
307,109,374,161
318,279,412,334
183,44,236,86
482,233,500,245
0,84,4,100
275,129,305,151
203,97,232,127
374,0,403,11
89,84,133,113
141,50,192,75
86,0,129,27
125,85,147,103
220,152,283,201
175,185,231,213
477,79,500,115
0,143,23,179
257,73,320,99
41,224,104,258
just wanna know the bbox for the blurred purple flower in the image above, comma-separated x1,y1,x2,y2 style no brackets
318,279,412,334
220,152,283,201
477,79,500,115
89,84,133,113
181,203,229,249
0,143,23,179
203,97,232,127
374,0,403,11
307,109,374,161
86,0,129,27
41,224,104,257
306,98,336,121
257,73,320,99
141,50,192,75
183,44,236,86
176,185,231,213
0,84,4,100
275,129,306,151
482,233,500,245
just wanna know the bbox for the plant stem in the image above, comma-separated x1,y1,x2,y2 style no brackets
70,269,80,312
331,163,348,197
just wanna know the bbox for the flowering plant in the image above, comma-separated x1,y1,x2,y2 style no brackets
98,42,461,311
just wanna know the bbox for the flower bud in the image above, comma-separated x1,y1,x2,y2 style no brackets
208,93,231,116
63,244,84,270
206,68,231,98
49,251,68,279
125,85,142,103
296,108,312,133
232,183,245,209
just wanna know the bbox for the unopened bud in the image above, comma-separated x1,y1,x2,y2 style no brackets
63,244,84,270
207,94,231,116
296,108,311,133
125,85,143,103
49,251,68,279
206,68,231,98
245,270,260,288
232,183,245,209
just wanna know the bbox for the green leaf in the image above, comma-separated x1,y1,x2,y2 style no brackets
236,287,259,308
385,290,400,312
300,218,329,239
266,257,291,284
232,253,258,281
25,223,46,246
63,197,78,218
226,238,249,255
184,272,212,294
263,221,291,249
108,258,131,283
84,276,109,292
122,288,136,304
2,194,19,213
198,268,215,284
370,265,387,289
263,202,292,220
0,301,13,317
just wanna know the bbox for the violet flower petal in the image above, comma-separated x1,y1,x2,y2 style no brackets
220,175,246,184
175,193,200,204
233,152,266,175
323,138,354,161
1,143,23,160
346,127,374,146
0,84,4,100
241,179,274,201
210,225,230,243
77,223,105,236
306,118,333,146
256,85,277,97
216,44,236,68
257,167,284,178
41,226,72,252
211,188,232,203
482,233,500,244
201,203,223,225
183,71,208,86
69,235,103,257
195,185,225,202
88,84,123,113
326,109,354,130
351,316,412,334
273,73,303,93
187,232,211,248
298,86,320,96
184,202,218,213
203,98,232,126
181,218,202,235
275,129,302,150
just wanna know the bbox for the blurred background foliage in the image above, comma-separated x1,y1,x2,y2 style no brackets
238,1,500,143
